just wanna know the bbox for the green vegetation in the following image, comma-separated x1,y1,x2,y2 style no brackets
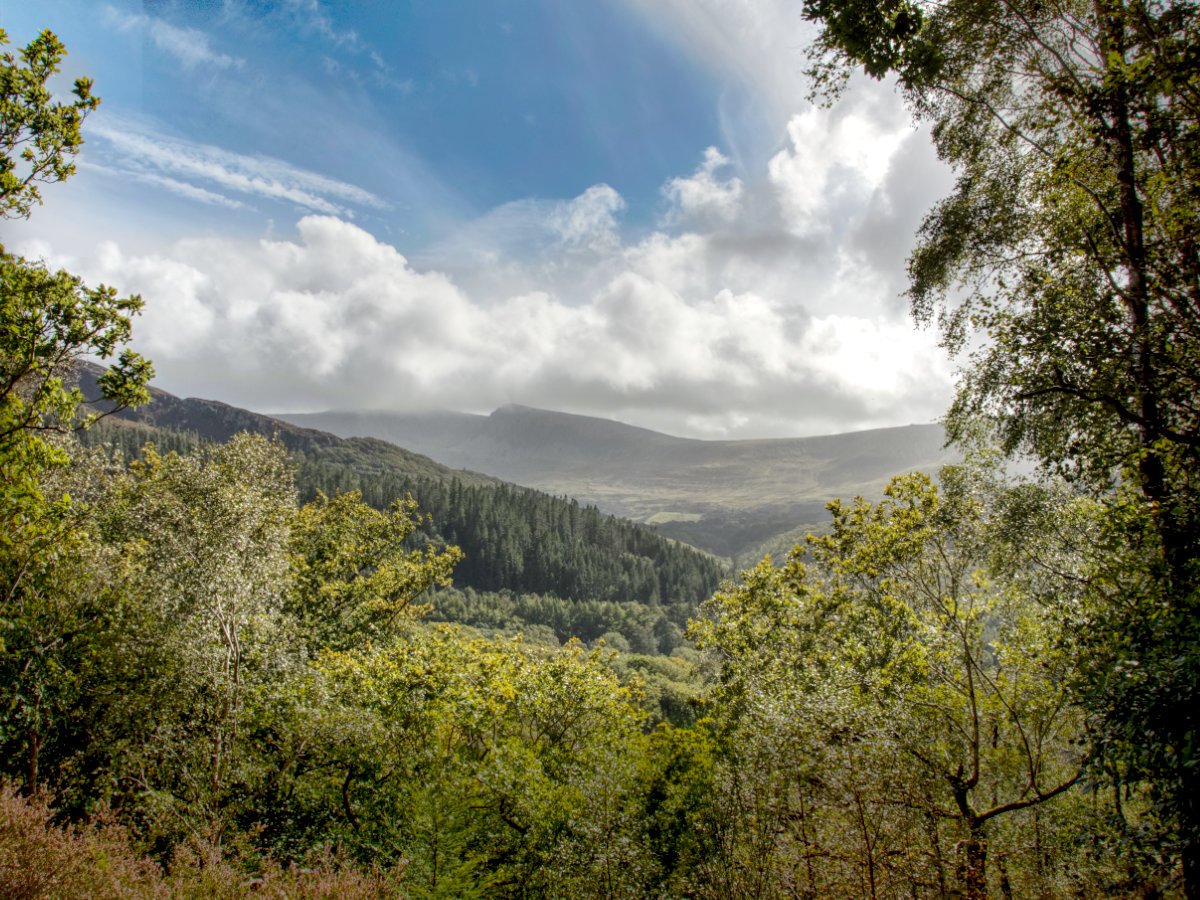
3,14,1199,898
0,28,96,218
82,415,724,656
300,460,722,609
694,461,1092,896
281,407,957,561
803,0,1200,891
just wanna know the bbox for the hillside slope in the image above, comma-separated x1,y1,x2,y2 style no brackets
278,405,958,560
75,368,724,613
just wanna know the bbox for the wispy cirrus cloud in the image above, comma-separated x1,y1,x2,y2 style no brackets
278,0,412,93
80,160,249,210
282,0,363,49
619,0,819,162
86,117,386,216
102,6,244,70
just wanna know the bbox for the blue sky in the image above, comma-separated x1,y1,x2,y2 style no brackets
6,0,728,240
2,0,957,438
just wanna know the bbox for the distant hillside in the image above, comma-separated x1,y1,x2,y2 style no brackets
277,405,958,562
75,368,724,624
84,377,498,488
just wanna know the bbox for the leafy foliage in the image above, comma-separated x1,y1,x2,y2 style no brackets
287,491,461,651
691,463,1129,898
802,0,1200,886
0,28,97,219
0,24,153,811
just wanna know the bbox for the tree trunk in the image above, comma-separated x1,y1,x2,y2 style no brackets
963,821,987,900
1099,11,1200,891
997,856,1013,900
926,808,948,899
25,729,42,796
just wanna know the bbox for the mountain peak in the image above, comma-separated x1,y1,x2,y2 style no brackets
491,403,537,416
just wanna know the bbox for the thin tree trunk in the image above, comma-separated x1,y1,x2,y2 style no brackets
927,808,948,899
25,729,42,796
964,820,988,900
997,856,1013,900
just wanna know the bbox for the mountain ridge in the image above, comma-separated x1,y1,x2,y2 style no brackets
274,405,958,561
81,360,957,561
73,364,725,624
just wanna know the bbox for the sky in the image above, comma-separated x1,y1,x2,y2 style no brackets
1,0,958,439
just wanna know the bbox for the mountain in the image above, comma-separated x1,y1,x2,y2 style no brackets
275,405,959,562
73,367,725,622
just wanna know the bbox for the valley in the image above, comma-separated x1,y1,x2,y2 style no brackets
277,404,958,561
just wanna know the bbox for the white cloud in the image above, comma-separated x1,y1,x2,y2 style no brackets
550,184,626,254
25,1,956,441
799,314,944,397
54,206,951,438
80,161,249,210
768,103,912,236
85,117,385,216
103,6,244,70
88,241,217,358
664,147,744,227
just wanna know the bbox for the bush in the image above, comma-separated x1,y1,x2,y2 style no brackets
0,784,405,899
0,784,164,899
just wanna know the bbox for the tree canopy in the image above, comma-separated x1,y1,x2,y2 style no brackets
0,27,152,564
0,27,97,219
802,0,1200,891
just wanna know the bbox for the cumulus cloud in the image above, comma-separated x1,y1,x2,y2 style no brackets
663,147,744,227
50,199,951,438
768,102,911,236
549,185,626,254
23,2,956,440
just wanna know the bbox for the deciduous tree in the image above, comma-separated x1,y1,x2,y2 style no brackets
286,490,462,651
1,27,151,625
801,0,1200,887
695,464,1097,898
0,27,97,219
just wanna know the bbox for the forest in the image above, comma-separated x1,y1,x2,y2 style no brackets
2,2,1199,897
80,415,724,657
